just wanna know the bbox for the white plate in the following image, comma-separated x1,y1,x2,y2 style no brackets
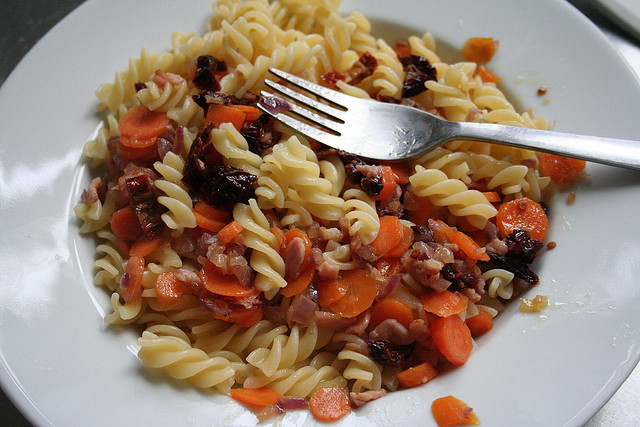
1,0,640,426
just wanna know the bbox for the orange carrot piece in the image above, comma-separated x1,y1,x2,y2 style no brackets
369,297,414,330
431,395,480,427
231,104,264,121
230,386,283,407
386,163,411,185
200,261,258,297
154,272,187,307
422,290,468,318
118,105,170,142
206,104,246,130
231,305,264,327
465,308,493,336
317,273,349,307
129,235,163,257
432,220,490,262
481,191,501,203
280,263,316,298
110,206,143,242
496,197,548,240
218,220,243,246
309,387,351,422
193,210,226,233
461,37,498,63
407,195,435,225
467,230,490,247
385,223,414,257
539,153,586,183
394,40,411,56
476,65,501,83
327,269,378,318
376,257,402,278
431,315,473,366
121,255,145,303
397,361,438,389
194,201,232,222
271,225,285,248
375,166,398,201
370,215,405,257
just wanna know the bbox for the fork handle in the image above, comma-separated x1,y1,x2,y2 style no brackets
453,121,640,170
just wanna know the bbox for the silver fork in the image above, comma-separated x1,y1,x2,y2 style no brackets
257,68,640,169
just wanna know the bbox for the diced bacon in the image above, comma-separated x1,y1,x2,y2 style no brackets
350,389,387,407
81,177,105,204
314,311,358,331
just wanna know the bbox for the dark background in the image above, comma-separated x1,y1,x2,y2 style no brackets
0,1,637,426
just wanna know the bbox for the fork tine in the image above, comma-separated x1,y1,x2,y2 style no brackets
259,92,342,135
267,68,354,109
264,79,346,122
258,103,343,147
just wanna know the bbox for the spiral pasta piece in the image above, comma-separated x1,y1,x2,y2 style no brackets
95,47,174,112
233,199,286,294
245,322,332,376
410,165,497,229
154,152,197,236
482,268,515,299
138,327,245,392
343,188,380,245
210,123,263,176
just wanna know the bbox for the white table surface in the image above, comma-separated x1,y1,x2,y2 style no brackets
0,1,638,425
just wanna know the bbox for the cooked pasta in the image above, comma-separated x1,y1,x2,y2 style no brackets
77,0,575,420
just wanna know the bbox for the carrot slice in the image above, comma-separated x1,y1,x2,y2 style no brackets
495,197,548,241
317,274,349,307
481,191,501,203
394,40,411,56
231,104,264,121
129,235,163,257
370,215,405,257
386,163,411,185
385,223,414,257
206,104,246,130
539,152,586,183
194,201,232,222
118,105,170,142
200,261,258,297
369,297,414,330
280,263,316,298
326,269,378,318
193,210,226,233
121,255,145,303
375,166,398,201
397,361,438,389
230,386,283,407
110,206,143,242
377,257,401,277
476,65,501,83
431,315,473,366
154,272,187,307
431,395,480,427
227,305,264,327
116,138,158,160
461,37,498,63
465,308,493,336
422,290,468,318
431,220,490,262
217,220,243,246
309,387,351,422
407,195,435,225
